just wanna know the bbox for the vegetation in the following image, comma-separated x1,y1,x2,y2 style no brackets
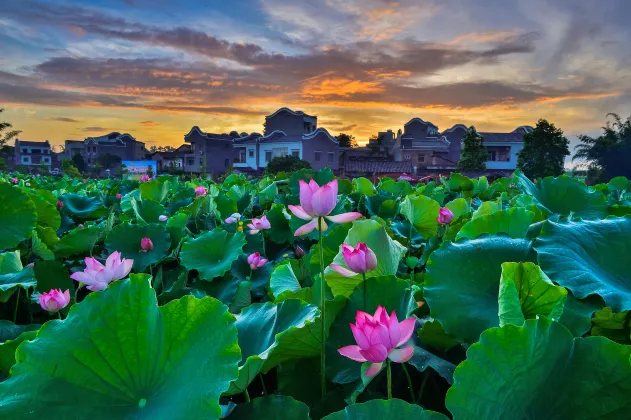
517,119,569,179
573,113,631,183
0,108,21,148
61,159,81,177
264,155,311,175
95,153,122,170
335,133,358,148
456,126,487,171
0,168,629,418
71,153,86,173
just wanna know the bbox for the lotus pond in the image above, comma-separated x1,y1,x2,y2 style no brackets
0,169,630,419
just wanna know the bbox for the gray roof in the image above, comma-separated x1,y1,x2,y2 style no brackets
401,137,450,150
344,161,414,173
479,132,524,143
266,107,316,119
17,140,50,147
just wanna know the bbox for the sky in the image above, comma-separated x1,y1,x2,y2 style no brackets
1,0,631,153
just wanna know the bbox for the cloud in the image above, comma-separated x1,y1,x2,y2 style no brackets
51,117,80,122
82,126,109,132
140,120,160,126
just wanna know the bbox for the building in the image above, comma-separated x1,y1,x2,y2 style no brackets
479,126,532,171
14,139,53,169
232,108,340,173
149,144,192,172
64,132,148,168
183,127,240,175
64,140,84,160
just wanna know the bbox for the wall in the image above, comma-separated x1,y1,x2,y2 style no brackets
258,142,303,168
302,133,339,171
265,112,304,136
485,143,523,170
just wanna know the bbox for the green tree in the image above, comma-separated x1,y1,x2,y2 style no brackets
36,163,49,175
264,155,311,175
71,153,86,173
335,133,358,148
457,126,487,171
0,108,21,147
0,157,7,171
116,163,129,179
145,164,155,178
96,153,122,170
15,164,28,174
517,119,569,179
61,160,81,177
573,113,631,183
199,156,207,177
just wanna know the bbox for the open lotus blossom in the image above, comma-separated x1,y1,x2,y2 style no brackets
288,179,362,236
195,186,207,196
70,251,133,291
247,215,271,234
437,207,454,225
330,242,377,277
224,213,241,224
57,200,64,209
140,237,153,252
116,193,122,200
38,289,71,313
159,215,168,222
247,252,267,270
141,174,151,182
11,177,18,184
339,306,416,377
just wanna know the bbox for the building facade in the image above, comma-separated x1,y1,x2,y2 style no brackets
183,127,240,175
64,132,148,168
14,140,52,169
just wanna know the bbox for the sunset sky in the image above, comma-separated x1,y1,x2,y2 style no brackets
2,0,631,153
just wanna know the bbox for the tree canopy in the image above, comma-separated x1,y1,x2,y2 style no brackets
264,155,311,175
517,119,569,179
96,153,122,170
336,133,358,148
0,108,21,148
457,126,487,171
573,113,631,183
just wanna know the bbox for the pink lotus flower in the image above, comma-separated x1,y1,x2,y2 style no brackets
11,177,18,184
141,174,151,182
288,179,362,236
140,237,153,252
116,193,122,200
224,212,241,224
82,179,86,183
330,242,377,277
38,289,71,313
77,224,84,229
57,200,64,209
247,252,267,270
338,306,415,376
70,251,133,291
195,186,207,196
295,245,305,258
158,215,168,222
437,207,454,225
247,215,271,234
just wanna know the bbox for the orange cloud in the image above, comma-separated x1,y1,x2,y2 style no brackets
302,73,384,98
446,30,523,45
535,91,622,104
140,120,160,126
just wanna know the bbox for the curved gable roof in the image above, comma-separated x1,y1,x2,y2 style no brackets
266,107,315,119
302,127,338,144
404,117,437,128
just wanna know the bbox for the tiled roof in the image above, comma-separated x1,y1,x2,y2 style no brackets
401,137,450,150
344,161,415,173
266,107,316,119
17,140,50,147
479,132,524,143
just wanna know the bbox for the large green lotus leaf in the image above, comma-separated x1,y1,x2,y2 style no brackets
257,181,278,208
215,194,239,220
228,395,310,420
456,208,534,240
0,330,37,379
0,251,23,274
308,223,352,278
34,260,74,293
442,173,475,193
558,292,603,337
363,195,398,219
0,184,37,251
535,217,631,311
417,319,460,352
130,197,167,225
54,225,103,258
180,229,246,281
446,317,631,420
472,201,501,218
323,399,448,420
35,226,58,249
352,177,377,196
498,262,566,327
445,197,470,222
0,264,36,303
515,171,607,218
0,277,241,419
264,203,294,244
591,307,631,343
61,193,106,219
105,223,171,271
225,299,320,394
424,236,535,343
230,254,272,298
400,194,440,238
510,194,550,222
30,229,55,261
29,193,60,230
326,276,414,384
227,185,253,214
324,220,406,297
270,260,302,299
0,320,39,343
139,179,170,203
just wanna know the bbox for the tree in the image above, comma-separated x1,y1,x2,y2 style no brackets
264,155,311,175
116,163,129,179
336,133,358,148
457,126,487,171
61,160,81,177
96,153,122,170
573,113,631,183
71,153,86,173
0,157,7,171
517,119,569,179
0,108,21,147
149,145,176,153
36,163,50,175
145,164,154,178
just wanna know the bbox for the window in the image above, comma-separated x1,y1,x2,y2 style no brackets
239,150,246,163
43,158,49,163
417,154,425,163
22,156,29,163
21,148,28,153
291,149,300,157
328,152,334,163
272,147,288,158
488,151,497,161
248,149,254,158
404,154,411,160
93,146,97,153
265,151,272,163
187,159,194,166
315,151,321,162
